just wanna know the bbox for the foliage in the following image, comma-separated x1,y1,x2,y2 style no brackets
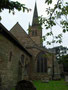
0,0,68,45
39,0,68,45
49,46,68,72
33,80,68,90
0,0,31,20
50,45,68,61
59,54,68,72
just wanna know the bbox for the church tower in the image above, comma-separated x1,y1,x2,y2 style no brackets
29,2,42,46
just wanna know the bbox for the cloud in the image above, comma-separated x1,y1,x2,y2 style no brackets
0,0,68,48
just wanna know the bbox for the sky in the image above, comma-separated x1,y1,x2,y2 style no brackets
0,0,68,48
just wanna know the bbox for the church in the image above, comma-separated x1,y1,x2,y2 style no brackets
0,3,60,89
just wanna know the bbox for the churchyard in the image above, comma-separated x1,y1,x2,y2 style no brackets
33,80,68,90
12,79,68,90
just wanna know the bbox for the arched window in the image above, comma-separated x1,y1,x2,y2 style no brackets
21,55,24,65
37,52,47,73
9,51,12,61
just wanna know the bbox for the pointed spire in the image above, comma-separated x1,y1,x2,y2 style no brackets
32,2,39,26
33,2,38,18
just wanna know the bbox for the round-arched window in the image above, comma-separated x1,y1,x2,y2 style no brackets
21,55,24,65
9,51,12,62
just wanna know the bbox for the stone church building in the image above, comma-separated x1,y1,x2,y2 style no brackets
0,3,60,89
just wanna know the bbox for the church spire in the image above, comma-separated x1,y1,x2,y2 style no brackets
29,2,42,46
32,2,39,26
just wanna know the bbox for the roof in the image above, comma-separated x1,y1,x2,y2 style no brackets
10,22,38,47
10,22,52,54
0,23,32,57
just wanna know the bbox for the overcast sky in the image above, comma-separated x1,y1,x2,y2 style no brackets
0,0,68,48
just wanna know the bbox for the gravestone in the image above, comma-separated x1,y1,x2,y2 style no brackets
41,78,49,83
65,72,68,83
15,80,36,90
65,75,68,82
64,72,68,86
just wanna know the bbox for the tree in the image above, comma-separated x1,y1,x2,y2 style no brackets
39,0,68,45
60,54,68,72
49,46,68,77
0,0,31,20
49,45,68,61
0,0,68,45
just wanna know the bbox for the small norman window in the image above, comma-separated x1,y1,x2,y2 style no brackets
9,51,12,61
21,55,24,64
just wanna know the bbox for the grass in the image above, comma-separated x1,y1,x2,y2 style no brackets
33,80,68,90
12,80,68,90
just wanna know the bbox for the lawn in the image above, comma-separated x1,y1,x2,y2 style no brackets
33,80,68,90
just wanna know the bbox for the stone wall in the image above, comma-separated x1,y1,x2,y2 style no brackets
29,26,42,46
10,23,36,47
10,23,59,80
0,34,31,89
27,47,53,80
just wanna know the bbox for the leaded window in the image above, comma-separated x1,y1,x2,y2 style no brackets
37,52,47,73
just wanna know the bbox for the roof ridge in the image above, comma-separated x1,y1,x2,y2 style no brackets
10,22,39,47
0,23,32,56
